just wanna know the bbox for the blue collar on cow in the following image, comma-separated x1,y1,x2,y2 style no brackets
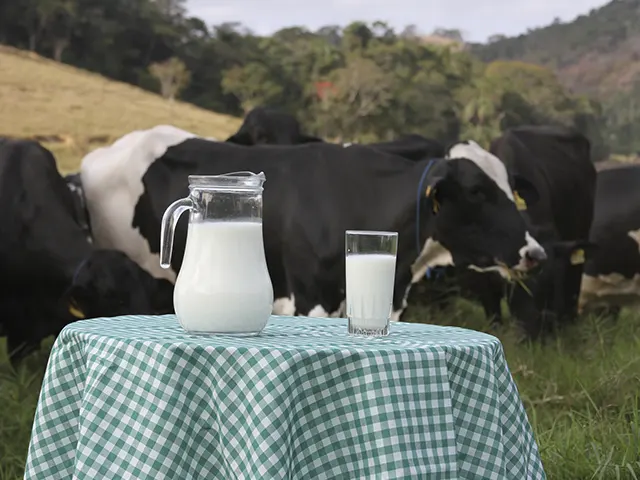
415,159,437,256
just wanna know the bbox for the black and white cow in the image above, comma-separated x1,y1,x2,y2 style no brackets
226,107,324,146
579,164,640,317
0,138,173,365
411,128,598,337
80,128,548,322
414,129,596,336
489,126,597,332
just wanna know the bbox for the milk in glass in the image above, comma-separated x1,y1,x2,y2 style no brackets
346,253,396,329
173,221,274,333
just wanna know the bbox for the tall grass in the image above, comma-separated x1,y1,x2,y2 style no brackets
404,302,640,479
1,303,639,479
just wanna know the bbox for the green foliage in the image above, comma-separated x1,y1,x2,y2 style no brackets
473,0,640,156
0,0,607,151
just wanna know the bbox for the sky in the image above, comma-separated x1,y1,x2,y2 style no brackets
186,0,609,43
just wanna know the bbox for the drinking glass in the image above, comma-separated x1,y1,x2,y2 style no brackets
345,230,398,336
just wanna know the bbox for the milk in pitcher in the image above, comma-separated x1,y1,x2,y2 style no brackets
345,253,397,329
173,221,274,333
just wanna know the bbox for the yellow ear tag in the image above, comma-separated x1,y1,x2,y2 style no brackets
570,248,585,265
425,186,439,214
69,302,85,319
514,190,527,211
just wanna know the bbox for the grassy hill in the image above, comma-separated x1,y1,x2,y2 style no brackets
0,46,242,173
471,0,640,155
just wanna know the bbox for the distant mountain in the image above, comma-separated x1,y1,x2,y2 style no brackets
470,0,640,155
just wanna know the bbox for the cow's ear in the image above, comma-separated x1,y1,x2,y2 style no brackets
512,174,539,210
425,174,447,214
550,240,599,265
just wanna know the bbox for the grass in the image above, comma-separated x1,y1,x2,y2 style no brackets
0,46,242,173
1,304,639,479
405,302,640,479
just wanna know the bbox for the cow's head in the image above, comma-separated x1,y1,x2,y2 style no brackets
226,107,323,146
65,250,174,319
412,140,547,282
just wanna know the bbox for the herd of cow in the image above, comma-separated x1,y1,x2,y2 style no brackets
1,106,638,366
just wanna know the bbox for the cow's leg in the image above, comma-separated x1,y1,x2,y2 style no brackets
265,242,294,315
281,254,326,317
462,272,504,325
560,263,584,323
506,285,544,339
480,291,503,325
291,278,325,317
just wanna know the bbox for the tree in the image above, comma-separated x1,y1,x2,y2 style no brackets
48,0,76,61
399,24,419,39
149,57,191,101
0,5,612,155
152,0,186,18
221,62,285,112
22,0,74,52
318,56,394,141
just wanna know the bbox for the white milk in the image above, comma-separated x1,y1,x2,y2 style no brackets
173,221,274,334
345,253,397,330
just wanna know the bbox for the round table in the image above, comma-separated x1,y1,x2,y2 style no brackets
24,315,546,479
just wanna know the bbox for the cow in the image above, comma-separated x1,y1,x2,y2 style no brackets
79,129,549,324
414,129,597,337
579,164,640,318
225,106,444,163
489,126,597,333
225,107,324,146
346,134,445,162
0,138,173,366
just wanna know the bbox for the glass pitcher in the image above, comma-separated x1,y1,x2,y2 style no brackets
160,171,274,335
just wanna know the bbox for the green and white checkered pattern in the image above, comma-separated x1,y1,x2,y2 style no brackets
25,315,546,479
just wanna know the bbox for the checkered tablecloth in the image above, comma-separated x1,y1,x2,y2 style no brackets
24,315,545,479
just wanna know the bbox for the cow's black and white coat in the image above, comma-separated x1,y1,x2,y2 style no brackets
418,128,597,336
80,125,199,283
79,126,547,324
579,164,640,316
0,137,171,365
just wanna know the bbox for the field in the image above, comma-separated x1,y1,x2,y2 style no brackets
1,46,639,480
1,302,639,479
0,46,242,173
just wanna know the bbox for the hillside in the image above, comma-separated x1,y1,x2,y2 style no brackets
0,46,242,173
471,0,640,154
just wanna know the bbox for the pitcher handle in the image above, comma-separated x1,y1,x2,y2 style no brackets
160,197,192,269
